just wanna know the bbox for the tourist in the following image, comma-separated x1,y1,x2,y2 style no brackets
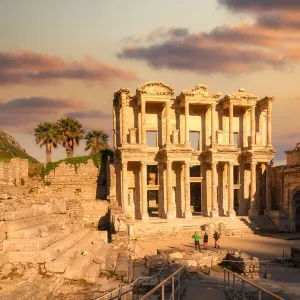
192,231,202,251
203,232,208,250
213,231,220,248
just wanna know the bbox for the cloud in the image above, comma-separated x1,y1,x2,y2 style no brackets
218,0,300,12
147,27,189,41
0,49,139,86
65,110,111,119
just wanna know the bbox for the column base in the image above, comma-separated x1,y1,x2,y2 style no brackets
248,208,258,218
183,210,192,219
226,210,236,218
203,210,211,217
166,211,176,219
141,213,149,221
210,210,219,218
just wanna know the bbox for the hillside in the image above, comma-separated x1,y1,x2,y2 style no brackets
0,129,39,163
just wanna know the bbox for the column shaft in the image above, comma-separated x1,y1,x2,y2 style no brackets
229,104,234,145
121,100,127,145
251,106,256,146
141,162,148,219
249,162,258,217
184,162,192,218
166,161,175,218
141,100,146,144
185,103,189,145
210,162,219,217
211,103,216,145
267,102,272,146
122,161,128,213
166,102,171,145
265,163,272,211
227,162,236,217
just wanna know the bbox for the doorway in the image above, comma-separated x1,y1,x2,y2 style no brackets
296,206,300,232
190,182,201,215
234,189,239,214
147,190,158,217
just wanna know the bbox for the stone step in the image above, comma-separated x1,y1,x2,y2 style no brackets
5,215,51,232
83,262,101,283
4,209,44,221
94,243,114,266
8,227,90,264
8,218,71,239
46,230,98,273
105,250,119,272
3,223,83,252
63,232,105,280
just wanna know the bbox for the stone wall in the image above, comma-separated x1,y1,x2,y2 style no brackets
0,158,28,186
44,160,99,200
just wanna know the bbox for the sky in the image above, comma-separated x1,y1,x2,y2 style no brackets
0,0,299,164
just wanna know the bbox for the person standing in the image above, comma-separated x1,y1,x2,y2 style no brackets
213,231,220,248
192,231,202,251
203,232,208,250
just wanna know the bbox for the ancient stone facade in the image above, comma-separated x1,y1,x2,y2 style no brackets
0,158,28,186
112,81,275,220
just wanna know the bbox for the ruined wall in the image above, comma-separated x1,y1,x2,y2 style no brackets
44,160,100,200
0,158,28,186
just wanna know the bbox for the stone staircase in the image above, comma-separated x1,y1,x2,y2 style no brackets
0,207,127,283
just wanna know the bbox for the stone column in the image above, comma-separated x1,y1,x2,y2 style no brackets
227,162,236,217
166,160,175,219
184,161,192,219
210,161,219,217
141,99,146,144
265,163,272,213
251,106,256,147
211,102,216,145
239,164,245,216
185,102,190,146
249,161,258,217
113,109,116,149
267,102,272,146
166,102,171,145
121,100,127,145
122,160,128,213
229,104,234,145
141,162,148,220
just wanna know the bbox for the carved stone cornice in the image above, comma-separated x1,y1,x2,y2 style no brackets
113,88,131,106
136,81,175,96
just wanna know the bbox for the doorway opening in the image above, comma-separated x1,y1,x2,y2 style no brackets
190,182,201,215
147,190,158,217
234,189,239,214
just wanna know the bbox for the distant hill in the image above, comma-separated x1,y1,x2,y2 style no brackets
0,129,39,163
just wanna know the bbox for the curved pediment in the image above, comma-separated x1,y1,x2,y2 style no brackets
226,88,258,101
137,81,175,96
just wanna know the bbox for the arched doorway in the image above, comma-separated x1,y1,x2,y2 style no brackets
296,206,300,232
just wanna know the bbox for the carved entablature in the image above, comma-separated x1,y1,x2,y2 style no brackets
137,81,175,96
113,88,131,107
177,84,221,107
221,88,258,109
257,96,276,110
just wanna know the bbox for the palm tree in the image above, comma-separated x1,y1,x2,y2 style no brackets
34,122,59,163
84,130,109,155
56,117,85,158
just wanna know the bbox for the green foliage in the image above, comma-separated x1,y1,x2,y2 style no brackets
45,181,51,186
28,163,44,178
84,130,109,155
20,178,25,186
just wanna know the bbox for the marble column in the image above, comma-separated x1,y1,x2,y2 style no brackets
121,100,127,145
251,106,256,147
122,160,128,213
265,163,272,212
239,164,245,216
185,102,190,146
210,161,219,217
267,102,272,146
141,162,148,220
227,162,236,217
229,104,234,145
141,99,146,144
211,103,216,145
184,161,192,218
165,101,171,146
249,161,258,217
166,160,175,219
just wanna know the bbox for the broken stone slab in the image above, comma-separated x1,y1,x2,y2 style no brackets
115,254,129,278
82,262,101,283
4,209,44,221
94,243,113,265
169,252,184,259
5,215,51,232
105,250,119,272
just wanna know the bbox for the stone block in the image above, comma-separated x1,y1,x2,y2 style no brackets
5,215,51,232
169,252,183,259
83,262,101,283
115,254,129,277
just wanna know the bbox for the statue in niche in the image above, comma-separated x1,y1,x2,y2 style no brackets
128,189,134,206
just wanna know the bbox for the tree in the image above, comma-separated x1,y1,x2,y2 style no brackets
34,122,59,163
84,130,109,155
56,117,84,158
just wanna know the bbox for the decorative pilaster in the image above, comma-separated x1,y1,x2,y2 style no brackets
249,162,258,217
141,99,146,144
185,102,190,146
211,102,216,145
141,162,148,220
184,161,192,219
122,160,128,213
166,101,171,146
229,104,234,145
121,99,127,145
251,106,256,147
227,162,236,217
210,161,219,217
166,160,175,219
267,102,272,146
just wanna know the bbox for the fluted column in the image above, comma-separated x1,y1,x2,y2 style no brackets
229,104,234,145
185,102,190,146
166,101,171,145
227,162,236,217
265,163,272,212
166,160,175,219
249,161,258,217
211,103,216,145
121,100,127,145
251,106,256,147
184,161,192,218
141,162,148,220
122,160,128,213
141,99,146,144
267,102,272,146
210,161,219,217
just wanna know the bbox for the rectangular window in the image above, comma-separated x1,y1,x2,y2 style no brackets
234,132,239,148
190,165,201,177
190,131,200,150
146,131,157,147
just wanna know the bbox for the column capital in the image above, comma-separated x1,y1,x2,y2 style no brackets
251,161,257,167
122,159,128,164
